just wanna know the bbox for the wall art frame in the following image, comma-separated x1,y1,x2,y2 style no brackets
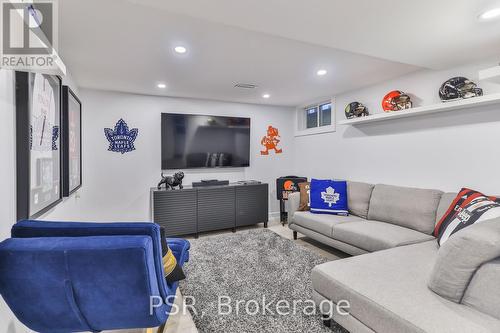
62,85,82,196
16,71,63,220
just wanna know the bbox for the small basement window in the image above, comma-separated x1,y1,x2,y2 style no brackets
295,99,335,137
305,102,331,129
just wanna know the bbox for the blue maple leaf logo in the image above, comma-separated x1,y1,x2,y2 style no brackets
104,119,138,154
321,186,340,207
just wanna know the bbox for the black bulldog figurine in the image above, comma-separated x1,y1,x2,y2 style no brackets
158,171,184,190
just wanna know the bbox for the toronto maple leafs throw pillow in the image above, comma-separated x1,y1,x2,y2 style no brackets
310,179,349,215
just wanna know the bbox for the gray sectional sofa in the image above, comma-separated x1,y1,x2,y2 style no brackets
287,181,500,333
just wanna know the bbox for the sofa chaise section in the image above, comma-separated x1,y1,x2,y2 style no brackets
331,220,434,252
293,211,365,238
311,241,500,333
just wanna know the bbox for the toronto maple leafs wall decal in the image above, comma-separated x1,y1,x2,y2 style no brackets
260,125,283,155
104,119,139,154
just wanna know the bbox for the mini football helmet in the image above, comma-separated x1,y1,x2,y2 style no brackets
439,77,483,102
345,102,369,119
382,90,413,112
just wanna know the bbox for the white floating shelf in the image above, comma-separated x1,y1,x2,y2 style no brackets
479,66,500,84
338,93,500,126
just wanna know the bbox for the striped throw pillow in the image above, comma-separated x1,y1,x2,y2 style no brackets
434,188,500,245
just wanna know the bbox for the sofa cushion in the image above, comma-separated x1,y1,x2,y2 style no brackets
428,217,500,303
436,192,457,224
347,181,374,219
331,220,434,252
462,258,500,320
310,179,349,215
298,182,311,211
292,211,363,237
312,241,500,333
367,184,443,234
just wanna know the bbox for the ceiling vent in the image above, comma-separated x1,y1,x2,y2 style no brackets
234,83,258,89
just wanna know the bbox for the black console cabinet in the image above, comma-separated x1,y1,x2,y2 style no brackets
197,186,236,233
152,183,268,237
235,185,268,227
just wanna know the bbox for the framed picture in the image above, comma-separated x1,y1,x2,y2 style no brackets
62,86,82,196
16,71,62,220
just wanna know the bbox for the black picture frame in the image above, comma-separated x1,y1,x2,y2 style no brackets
62,86,82,196
16,71,63,221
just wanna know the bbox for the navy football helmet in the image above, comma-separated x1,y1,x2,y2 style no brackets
345,102,369,119
439,77,483,102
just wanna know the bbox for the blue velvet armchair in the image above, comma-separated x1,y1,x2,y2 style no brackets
0,220,190,333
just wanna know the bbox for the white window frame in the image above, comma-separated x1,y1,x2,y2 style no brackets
294,97,336,137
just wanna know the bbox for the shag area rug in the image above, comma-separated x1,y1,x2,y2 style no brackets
179,228,348,333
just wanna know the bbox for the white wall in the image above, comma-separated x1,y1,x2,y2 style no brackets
0,70,16,268
0,70,28,333
45,89,296,221
294,61,500,194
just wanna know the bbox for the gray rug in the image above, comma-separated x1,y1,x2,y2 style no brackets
179,228,348,333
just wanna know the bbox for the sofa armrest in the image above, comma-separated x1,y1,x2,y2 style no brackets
287,192,301,223
428,217,500,303
167,238,190,266
461,257,500,320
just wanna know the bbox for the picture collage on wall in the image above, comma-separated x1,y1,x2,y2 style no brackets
16,72,83,221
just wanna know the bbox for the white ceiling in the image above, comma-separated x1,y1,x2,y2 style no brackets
138,0,500,69
58,0,500,106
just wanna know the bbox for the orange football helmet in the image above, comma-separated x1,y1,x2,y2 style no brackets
382,90,412,112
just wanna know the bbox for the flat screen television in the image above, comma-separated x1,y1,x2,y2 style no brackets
161,113,251,169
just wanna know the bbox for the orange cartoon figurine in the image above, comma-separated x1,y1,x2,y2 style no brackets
260,125,283,155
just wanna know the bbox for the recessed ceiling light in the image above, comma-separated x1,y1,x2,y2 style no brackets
174,46,187,54
157,83,167,89
479,7,500,20
317,69,327,76
262,94,270,99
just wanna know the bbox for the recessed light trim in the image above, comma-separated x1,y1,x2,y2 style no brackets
157,83,167,89
479,7,500,20
317,69,328,76
262,94,270,99
174,46,187,54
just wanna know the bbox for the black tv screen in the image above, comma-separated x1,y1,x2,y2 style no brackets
161,113,251,169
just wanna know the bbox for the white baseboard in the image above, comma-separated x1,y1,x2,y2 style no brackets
268,211,280,222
